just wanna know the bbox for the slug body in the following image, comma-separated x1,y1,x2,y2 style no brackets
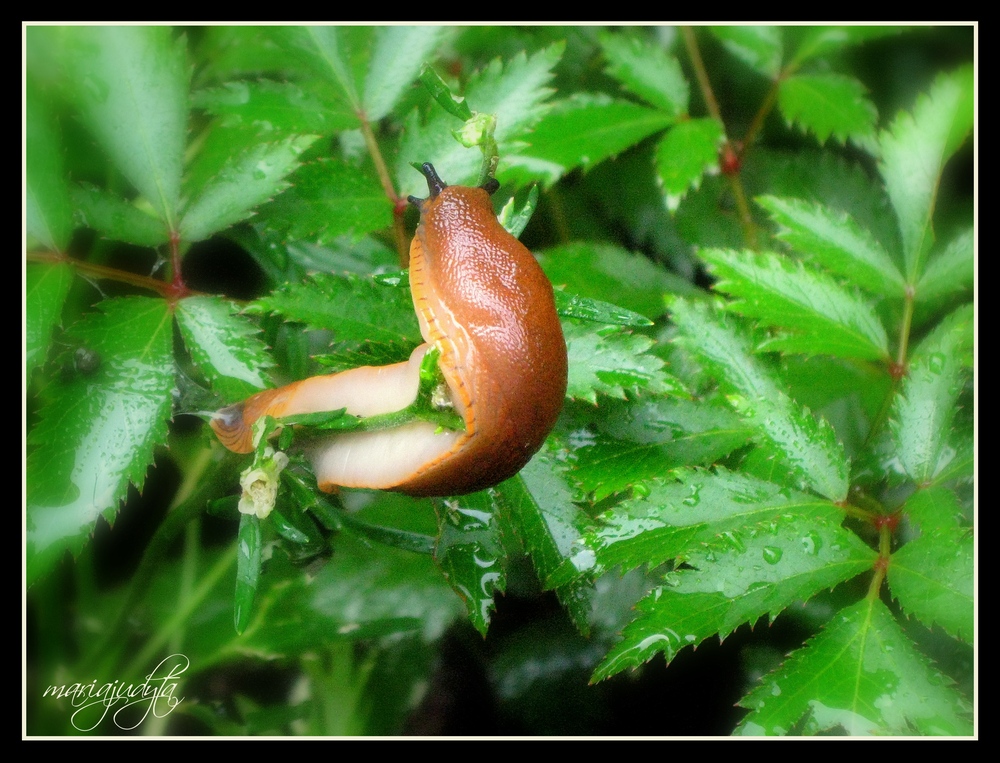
211,164,567,497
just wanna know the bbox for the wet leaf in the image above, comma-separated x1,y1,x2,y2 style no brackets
600,31,688,117
62,26,188,228
891,309,970,484
175,296,273,402
522,92,674,175
539,243,694,322
736,598,972,735
253,273,421,345
778,73,878,148
363,26,451,122
234,513,262,634
757,195,905,299
26,262,73,380
27,297,174,584
257,158,391,243
575,467,869,585
890,487,973,643
504,450,595,631
879,66,973,280
433,492,505,636
564,321,683,403
568,397,752,500
397,43,563,196
593,501,873,682
26,80,73,252
180,129,318,242
711,26,783,79
703,248,890,361
670,298,850,501
655,117,724,211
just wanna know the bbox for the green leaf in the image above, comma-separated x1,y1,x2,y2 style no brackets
568,398,752,501
497,183,538,239
276,26,372,114
337,509,436,556
600,32,688,116
669,298,850,501
240,532,464,649
27,297,174,585
504,451,595,630
522,93,674,176
397,43,563,196
26,262,73,380
790,26,906,68
433,492,506,636
879,66,973,281
890,309,970,483
564,321,684,404
256,158,392,243
63,26,188,229
175,296,273,402
194,26,299,82
191,80,358,136
363,26,450,122
592,485,873,681
655,118,724,211
578,467,866,581
234,513,262,634
927,427,973,488
253,273,421,346
553,290,653,327
180,129,317,242
914,303,973,367
736,598,972,735
711,26,783,79
915,227,973,308
26,80,73,251
778,74,878,148
770,152,897,246
538,242,692,320
417,65,473,120
890,487,973,643
757,195,905,299
703,248,890,361
70,183,171,247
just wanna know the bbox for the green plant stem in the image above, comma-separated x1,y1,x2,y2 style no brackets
80,446,223,675
897,286,916,367
841,502,876,523
741,75,782,153
173,519,201,655
122,542,237,680
683,27,721,123
683,27,758,250
727,173,759,250
866,523,893,601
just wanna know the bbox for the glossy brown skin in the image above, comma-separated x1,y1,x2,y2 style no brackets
211,169,567,497
399,182,567,495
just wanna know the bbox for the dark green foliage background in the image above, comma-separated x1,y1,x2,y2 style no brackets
25,25,974,736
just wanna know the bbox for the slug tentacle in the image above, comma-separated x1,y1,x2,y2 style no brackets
210,164,567,497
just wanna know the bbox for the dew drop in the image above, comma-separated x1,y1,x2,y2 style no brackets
762,546,783,564
801,531,822,555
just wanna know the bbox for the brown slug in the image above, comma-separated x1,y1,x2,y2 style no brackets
211,163,567,497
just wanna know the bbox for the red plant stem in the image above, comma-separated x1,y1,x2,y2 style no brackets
359,111,410,267
27,250,205,300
